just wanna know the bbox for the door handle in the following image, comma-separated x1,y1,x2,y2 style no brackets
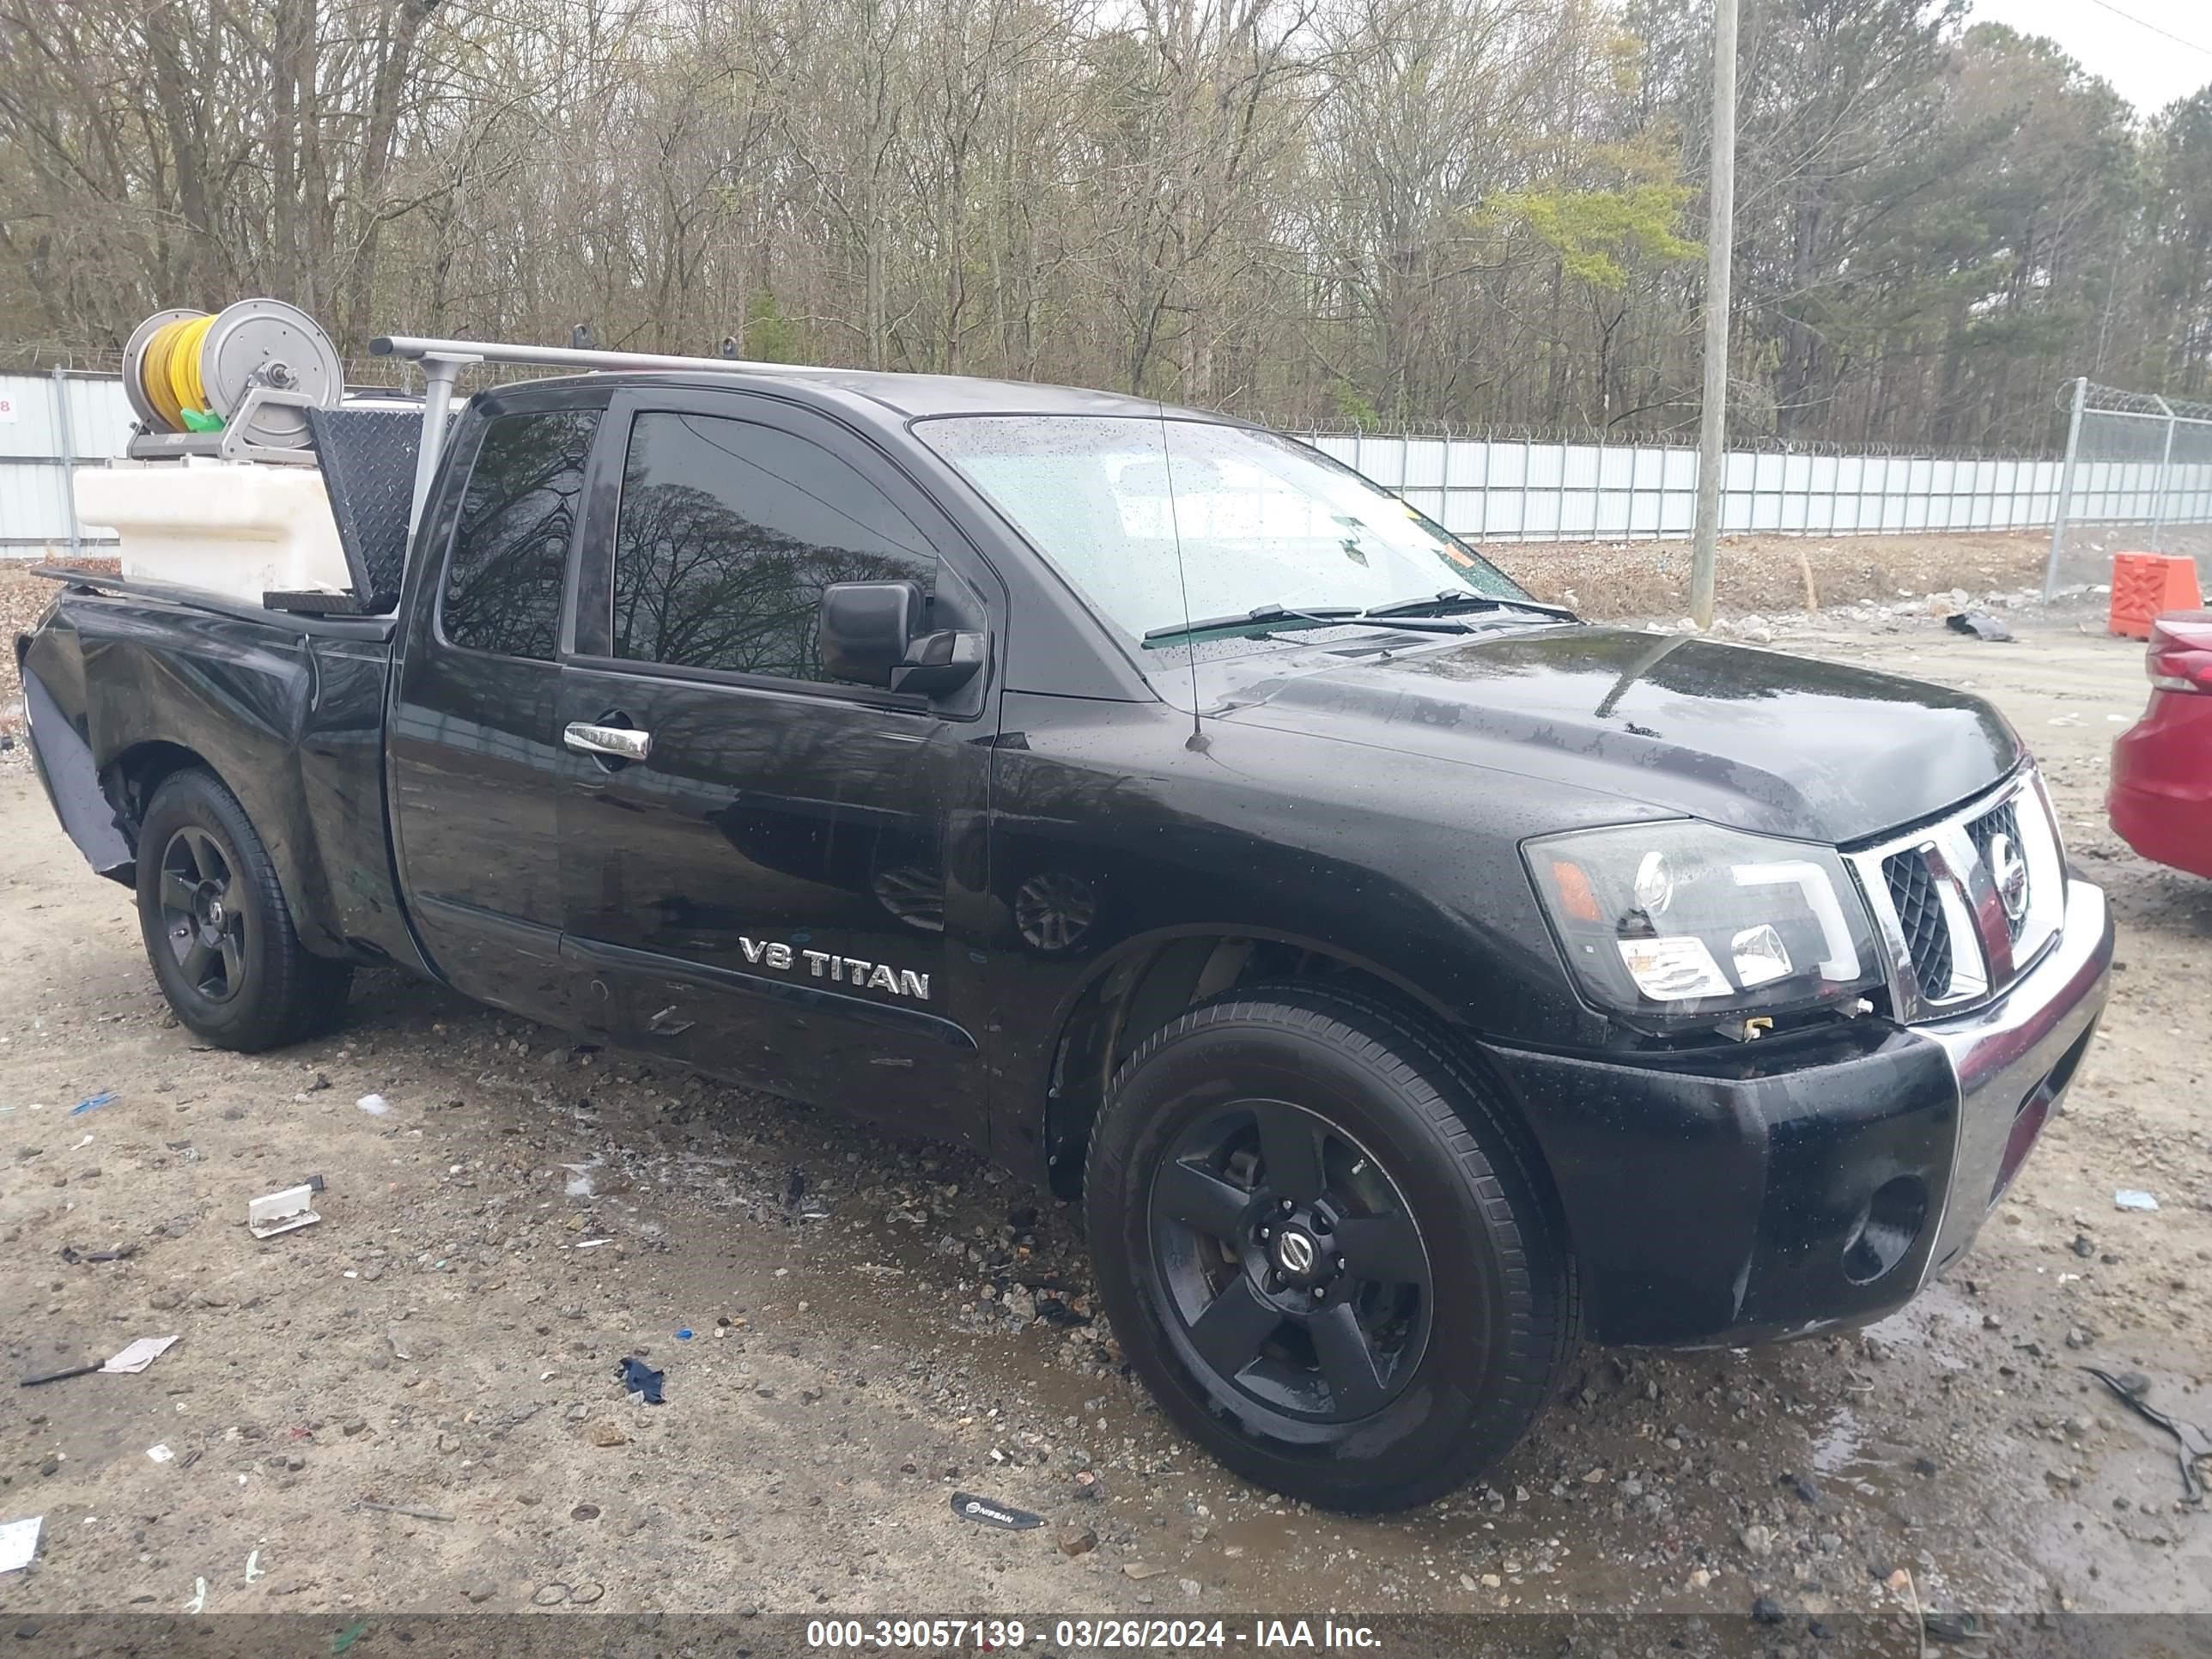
564,721,653,763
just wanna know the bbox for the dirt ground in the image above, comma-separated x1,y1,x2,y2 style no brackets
1489,530,2058,623
0,582,2206,1640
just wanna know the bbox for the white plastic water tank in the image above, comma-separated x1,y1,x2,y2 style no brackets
74,458,352,607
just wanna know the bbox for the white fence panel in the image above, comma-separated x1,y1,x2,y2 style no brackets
1,370,135,553
3,368,2150,563
1297,426,2081,550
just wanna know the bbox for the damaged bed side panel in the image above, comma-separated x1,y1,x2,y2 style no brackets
18,588,422,972
21,664,136,878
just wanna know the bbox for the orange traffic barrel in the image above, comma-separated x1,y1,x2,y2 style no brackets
2109,551,2203,641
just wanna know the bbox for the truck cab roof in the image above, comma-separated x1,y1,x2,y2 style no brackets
488,366,1247,427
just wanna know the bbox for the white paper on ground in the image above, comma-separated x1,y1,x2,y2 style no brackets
0,1515,41,1574
100,1334,181,1375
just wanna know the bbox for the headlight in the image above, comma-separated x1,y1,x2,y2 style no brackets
1525,822,1881,1025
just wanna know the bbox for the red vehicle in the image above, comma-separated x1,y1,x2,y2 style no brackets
2110,611,2212,878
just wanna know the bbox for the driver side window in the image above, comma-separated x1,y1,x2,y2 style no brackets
611,411,939,683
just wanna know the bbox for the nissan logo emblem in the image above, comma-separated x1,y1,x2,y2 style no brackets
1989,832,2029,923
1275,1229,1316,1276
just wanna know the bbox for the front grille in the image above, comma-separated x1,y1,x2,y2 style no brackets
1849,771,2063,1023
1883,849,1954,997
1966,800,2024,941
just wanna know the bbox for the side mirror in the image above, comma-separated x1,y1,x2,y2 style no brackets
818,581,983,696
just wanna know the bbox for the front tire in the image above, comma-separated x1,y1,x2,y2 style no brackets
1085,988,1577,1511
135,768,352,1051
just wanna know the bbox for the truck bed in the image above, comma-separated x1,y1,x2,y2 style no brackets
15,568,425,974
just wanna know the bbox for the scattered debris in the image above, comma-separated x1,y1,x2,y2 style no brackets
332,1618,371,1654
67,1090,117,1116
1778,1470,1825,1509
951,1492,1043,1530
531,1581,604,1606
1057,1524,1098,1557
359,1500,455,1522
147,1443,174,1463
2085,1366,2210,1502
18,1361,100,1388
575,1238,611,1249
1122,1562,1166,1581
586,1420,628,1448
58,1243,134,1265
617,1357,665,1405
248,1176,327,1239
102,1335,180,1375
355,1094,390,1117
2113,1188,2160,1212
1924,1611,1990,1645
1750,1594,1787,1626
21,1335,179,1388
0,1516,40,1575
1945,611,2014,641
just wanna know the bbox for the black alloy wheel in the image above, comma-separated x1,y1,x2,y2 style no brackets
157,824,250,1003
134,767,353,1051
1148,1100,1432,1425
1086,986,1578,1511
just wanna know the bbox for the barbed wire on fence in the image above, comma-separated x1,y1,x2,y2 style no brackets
2079,382,2212,422
1297,418,2053,463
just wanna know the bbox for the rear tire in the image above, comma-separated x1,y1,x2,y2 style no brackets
1085,986,1577,1511
135,768,352,1051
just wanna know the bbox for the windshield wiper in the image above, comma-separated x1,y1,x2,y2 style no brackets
1142,603,1475,648
1366,591,1581,623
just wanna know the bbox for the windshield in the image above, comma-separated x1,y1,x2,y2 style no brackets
915,416,1528,647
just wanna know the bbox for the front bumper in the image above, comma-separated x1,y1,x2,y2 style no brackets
1487,876,2112,1347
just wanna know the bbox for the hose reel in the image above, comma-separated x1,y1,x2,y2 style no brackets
122,299,344,450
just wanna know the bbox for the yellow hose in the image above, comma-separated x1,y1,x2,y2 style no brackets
141,316,200,431
168,313,216,416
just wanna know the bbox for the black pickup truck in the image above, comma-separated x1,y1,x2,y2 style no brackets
17,358,2112,1510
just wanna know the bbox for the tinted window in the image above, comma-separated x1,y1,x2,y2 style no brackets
441,408,599,659
611,412,937,681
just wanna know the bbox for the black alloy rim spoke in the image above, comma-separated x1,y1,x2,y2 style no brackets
1148,1100,1433,1425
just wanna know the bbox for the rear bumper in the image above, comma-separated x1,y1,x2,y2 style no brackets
1487,878,2112,1347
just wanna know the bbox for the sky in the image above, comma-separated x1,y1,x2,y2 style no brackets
1969,0,2212,116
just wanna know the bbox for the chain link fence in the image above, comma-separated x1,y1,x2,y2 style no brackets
1301,430,2061,544
2044,380,2212,597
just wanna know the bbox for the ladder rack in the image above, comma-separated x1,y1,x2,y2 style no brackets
368,333,841,535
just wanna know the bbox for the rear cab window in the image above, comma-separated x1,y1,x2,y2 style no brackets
439,407,600,659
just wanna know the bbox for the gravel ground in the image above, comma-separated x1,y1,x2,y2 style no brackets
0,574,2205,1637
1488,530,2058,622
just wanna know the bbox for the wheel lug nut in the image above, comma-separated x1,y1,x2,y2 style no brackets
1258,1225,1271,1240
1313,1285,1326,1301
1279,1199,1294,1213
1335,1257,1347,1272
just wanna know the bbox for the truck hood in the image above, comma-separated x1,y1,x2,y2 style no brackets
1209,625,2022,845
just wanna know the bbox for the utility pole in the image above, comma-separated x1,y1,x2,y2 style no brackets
1689,0,1739,630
